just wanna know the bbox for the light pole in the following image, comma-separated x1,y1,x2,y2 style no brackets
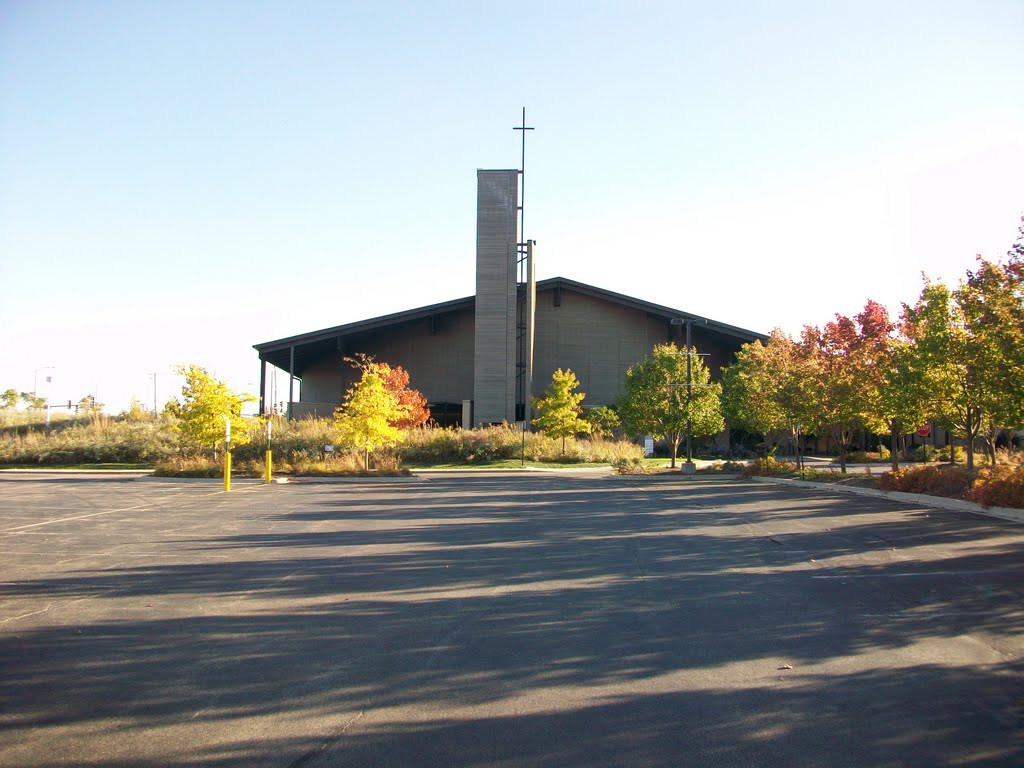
669,320,696,473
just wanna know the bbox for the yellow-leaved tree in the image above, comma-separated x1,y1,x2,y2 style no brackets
532,368,591,455
167,365,254,456
334,365,407,470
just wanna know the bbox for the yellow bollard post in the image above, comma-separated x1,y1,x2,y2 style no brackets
224,415,232,492
264,420,272,484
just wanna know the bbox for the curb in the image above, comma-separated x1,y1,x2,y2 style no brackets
412,466,613,474
750,475,1024,524
287,475,423,484
137,476,280,485
137,475,421,485
0,468,153,475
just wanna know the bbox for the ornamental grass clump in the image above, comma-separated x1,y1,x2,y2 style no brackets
398,425,644,465
154,455,224,477
0,419,177,465
399,427,466,463
280,451,409,476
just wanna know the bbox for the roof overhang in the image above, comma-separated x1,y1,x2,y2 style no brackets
253,293,475,376
253,277,767,376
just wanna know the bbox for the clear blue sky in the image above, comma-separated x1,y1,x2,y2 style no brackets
2,0,1021,413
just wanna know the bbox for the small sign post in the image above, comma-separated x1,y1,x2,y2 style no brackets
224,416,232,493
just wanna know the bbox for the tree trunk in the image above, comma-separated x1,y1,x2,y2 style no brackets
985,424,998,466
669,434,678,468
965,409,975,471
364,447,369,472
890,420,899,473
831,425,849,473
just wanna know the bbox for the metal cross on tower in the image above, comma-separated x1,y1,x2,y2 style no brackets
513,107,534,247
512,108,536,427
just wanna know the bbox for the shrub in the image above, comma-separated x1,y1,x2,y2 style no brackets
798,467,845,482
742,456,796,477
718,460,749,472
700,460,749,473
844,449,890,464
937,444,967,463
970,464,1024,509
613,458,652,475
910,444,938,463
876,465,972,499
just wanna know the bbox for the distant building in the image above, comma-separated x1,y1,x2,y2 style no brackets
254,170,766,426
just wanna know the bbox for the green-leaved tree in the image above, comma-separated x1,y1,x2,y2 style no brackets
721,329,816,464
617,343,724,468
902,281,986,470
956,251,1024,462
77,395,104,415
1,389,18,410
20,392,46,410
532,368,591,454
584,405,621,439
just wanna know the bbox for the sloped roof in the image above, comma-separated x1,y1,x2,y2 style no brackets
253,276,767,375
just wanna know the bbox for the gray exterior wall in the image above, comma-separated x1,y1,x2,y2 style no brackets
532,286,743,406
473,169,519,425
298,309,476,414
293,286,747,418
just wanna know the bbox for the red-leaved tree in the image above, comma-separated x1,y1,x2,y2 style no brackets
344,355,430,430
801,316,862,473
376,363,430,429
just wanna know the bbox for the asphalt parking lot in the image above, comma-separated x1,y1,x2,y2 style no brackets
1,471,1022,767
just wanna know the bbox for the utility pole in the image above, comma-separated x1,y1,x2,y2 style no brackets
686,318,693,466
148,372,159,416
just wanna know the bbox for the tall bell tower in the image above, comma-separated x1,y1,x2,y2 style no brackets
471,110,536,427
472,169,519,425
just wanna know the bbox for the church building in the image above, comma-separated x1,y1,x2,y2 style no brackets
253,169,766,426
